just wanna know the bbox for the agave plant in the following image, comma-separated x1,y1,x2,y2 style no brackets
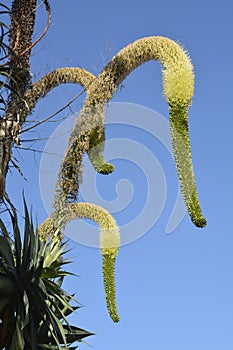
0,201,92,350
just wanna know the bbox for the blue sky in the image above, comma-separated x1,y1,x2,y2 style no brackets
5,0,233,349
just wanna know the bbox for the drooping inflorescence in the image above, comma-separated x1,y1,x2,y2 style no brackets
39,202,120,322
3,34,207,324
0,67,96,198
57,36,206,227
1,0,206,329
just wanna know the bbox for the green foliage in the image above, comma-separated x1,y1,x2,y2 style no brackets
0,200,93,349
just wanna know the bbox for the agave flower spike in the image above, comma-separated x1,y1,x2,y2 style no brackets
0,67,102,200
59,36,206,227
39,202,120,322
23,67,95,119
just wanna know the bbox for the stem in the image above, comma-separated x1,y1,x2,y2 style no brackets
24,67,95,120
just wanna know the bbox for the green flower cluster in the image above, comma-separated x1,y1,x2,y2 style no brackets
54,36,206,227
39,202,120,323
36,36,207,323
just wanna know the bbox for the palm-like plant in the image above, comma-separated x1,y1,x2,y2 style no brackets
0,201,92,349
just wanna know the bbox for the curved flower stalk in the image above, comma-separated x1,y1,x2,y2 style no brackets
53,103,114,209
60,36,206,227
2,68,95,142
23,67,95,119
39,202,120,323
0,67,96,199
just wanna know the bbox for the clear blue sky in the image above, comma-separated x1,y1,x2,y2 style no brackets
6,0,233,349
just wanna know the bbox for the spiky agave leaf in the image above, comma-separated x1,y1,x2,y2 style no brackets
0,201,93,349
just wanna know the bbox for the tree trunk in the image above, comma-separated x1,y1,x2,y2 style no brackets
0,0,37,198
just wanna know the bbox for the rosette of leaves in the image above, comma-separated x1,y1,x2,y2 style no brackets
0,201,93,349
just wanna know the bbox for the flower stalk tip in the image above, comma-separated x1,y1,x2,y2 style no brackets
38,202,121,322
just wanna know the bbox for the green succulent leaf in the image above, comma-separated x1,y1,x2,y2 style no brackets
0,293,13,314
0,201,93,349
0,235,14,266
